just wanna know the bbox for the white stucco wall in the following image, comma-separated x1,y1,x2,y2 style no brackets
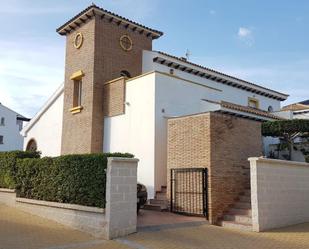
104,68,286,198
0,105,25,151
154,72,222,191
143,50,282,112
103,73,156,198
22,87,64,157
250,157,309,232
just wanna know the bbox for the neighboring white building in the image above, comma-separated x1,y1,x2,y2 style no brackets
0,103,30,152
21,5,290,198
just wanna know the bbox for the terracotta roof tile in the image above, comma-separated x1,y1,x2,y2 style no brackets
57,4,163,37
220,101,283,120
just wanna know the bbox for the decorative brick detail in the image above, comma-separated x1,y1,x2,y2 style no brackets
61,15,152,154
167,112,262,224
103,77,126,117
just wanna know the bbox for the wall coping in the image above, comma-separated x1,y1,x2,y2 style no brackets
249,157,309,167
0,188,16,193
108,157,139,163
16,198,105,214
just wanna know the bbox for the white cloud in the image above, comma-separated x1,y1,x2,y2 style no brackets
238,27,252,38
237,27,254,46
0,38,64,117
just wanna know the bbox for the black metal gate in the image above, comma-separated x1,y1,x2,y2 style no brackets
170,168,208,218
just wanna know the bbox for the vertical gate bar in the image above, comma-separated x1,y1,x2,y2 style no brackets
205,168,209,219
186,169,190,212
181,171,184,211
198,170,200,215
170,169,173,212
202,169,205,217
189,169,192,214
193,170,196,215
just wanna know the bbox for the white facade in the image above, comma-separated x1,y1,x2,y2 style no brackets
0,104,27,151
21,85,64,157
103,61,285,197
22,50,288,198
103,73,156,197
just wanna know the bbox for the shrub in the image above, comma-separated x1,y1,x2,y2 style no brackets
262,119,309,160
0,151,40,189
15,153,134,208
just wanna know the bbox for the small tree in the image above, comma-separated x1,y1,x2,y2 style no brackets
262,119,309,160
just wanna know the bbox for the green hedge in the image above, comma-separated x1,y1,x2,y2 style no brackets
15,153,134,208
0,151,40,189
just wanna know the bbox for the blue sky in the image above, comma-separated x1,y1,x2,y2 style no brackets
0,0,308,117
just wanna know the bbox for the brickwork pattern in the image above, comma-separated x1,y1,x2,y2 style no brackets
209,113,262,223
61,20,96,154
103,77,126,117
167,113,211,217
61,15,152,154
167,112,262,224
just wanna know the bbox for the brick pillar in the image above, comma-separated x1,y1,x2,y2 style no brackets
105,157,139,239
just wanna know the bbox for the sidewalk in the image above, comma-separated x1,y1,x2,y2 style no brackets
1,203,309,249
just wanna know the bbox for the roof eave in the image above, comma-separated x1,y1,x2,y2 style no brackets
153,52,289,101
56,5,163,39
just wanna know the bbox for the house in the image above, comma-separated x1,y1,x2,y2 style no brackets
265,99,309,162
0,103,30,151
280,99,309,119
21,4,289,209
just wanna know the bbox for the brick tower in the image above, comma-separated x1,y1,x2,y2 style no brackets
57,4,163,154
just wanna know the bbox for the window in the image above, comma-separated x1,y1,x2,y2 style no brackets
120,70,131,78
0,117,4,126
0,136,3,144
268,106,274,112
248,97,259,109
26,139,37,151
73,79,82,107
16,119,23,131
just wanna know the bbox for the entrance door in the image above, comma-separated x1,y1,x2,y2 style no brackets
170,168,208,218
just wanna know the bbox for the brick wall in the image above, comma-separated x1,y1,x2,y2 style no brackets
61,15,152,154
103,77,126,117
167,113,211,218
209,113,262,223
61,20,96,154
167,112,262,224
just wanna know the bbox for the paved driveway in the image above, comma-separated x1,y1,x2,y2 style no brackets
1,203,309,249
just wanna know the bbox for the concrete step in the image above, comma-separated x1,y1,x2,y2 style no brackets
219,220,252,231
228,208,252,216
233,202,251,209
155,193,167,200
149,199,168,205
143,203,168,211
223,214,252,224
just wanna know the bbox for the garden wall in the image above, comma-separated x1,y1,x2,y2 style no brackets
249,157,309,231
0,157,138,239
